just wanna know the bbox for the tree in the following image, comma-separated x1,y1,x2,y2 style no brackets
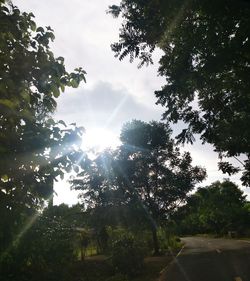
108,0,250,185
118,120,206,253
72,120,206,254
0,0,86,255
1,204,84,281
173,180,249,235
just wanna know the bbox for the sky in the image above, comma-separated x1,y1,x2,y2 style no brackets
14,0,249,204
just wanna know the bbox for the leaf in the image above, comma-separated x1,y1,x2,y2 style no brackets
20,90,30,103
58,120,67,127
1,175,9,182
47,118,56,126
70,79,79,88
37,26,44,33
30,20,36,32
73,165,79,173
51,85,60,98
65,165,72,173
57,56,64,63
0,99,16,109
60,84,65,92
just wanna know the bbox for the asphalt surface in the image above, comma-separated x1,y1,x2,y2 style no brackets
161,237,250,281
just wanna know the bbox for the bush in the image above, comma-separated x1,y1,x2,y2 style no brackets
106,273,129,281
111,236,145,277
0,211,78,281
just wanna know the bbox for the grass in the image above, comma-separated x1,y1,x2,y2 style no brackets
85,246,98,256
70,255,173,281
73,235,182,280
132,256,172,281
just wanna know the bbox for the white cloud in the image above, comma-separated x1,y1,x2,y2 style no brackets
55,81,164,133
13,0,247,203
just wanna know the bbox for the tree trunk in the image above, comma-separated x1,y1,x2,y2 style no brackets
80,246,85,261
151,225,160,255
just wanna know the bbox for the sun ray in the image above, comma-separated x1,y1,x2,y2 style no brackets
81,128,120,151
0,193,53,261
103,94,128,128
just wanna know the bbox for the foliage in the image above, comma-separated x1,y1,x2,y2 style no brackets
109,0,250,185
68,255,171,281
173,180,250,235
111,236,145,277
106,273,129,281
118,120,206,220
72,120,206,254
0,0,86,256
0,205,80,281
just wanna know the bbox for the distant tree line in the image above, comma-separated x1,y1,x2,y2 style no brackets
171,180,250,236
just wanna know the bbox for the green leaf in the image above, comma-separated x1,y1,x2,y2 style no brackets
30,20,36,32
51,85,60,98
1,175,9,182
20,90,30,103
58,120,66,127
0,99,16,109
37,26,44,33
60,84,65,92
47,118,56,126
70,79,79,88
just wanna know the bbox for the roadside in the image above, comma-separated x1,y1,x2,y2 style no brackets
71,255,174,281
158,245,185,281
158,236,250,281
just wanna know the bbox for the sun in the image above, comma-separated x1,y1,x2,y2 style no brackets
81,128,120,151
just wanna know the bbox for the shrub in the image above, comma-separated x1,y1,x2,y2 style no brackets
0,211,78,281
106,273,129,281
111,236,145,277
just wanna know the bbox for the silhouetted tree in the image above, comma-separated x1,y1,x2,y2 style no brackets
173,180,249,235
109,0,250,185
72,120,206,254
0,0,86,257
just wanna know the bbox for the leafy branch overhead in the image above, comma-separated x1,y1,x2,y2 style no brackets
0,0,86,255
109,0,250,185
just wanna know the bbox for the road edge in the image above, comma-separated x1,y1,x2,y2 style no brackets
159,244,185,278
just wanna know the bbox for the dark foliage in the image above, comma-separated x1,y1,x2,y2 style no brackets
0,0,86,277
72,120,206,254
111,236,145,277
172,180,250,235
109,0,250,185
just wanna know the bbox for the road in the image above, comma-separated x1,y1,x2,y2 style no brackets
160,237,250,281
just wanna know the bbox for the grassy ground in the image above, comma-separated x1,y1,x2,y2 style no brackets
73,236,183,280
132,256,172,281
70,255,173,281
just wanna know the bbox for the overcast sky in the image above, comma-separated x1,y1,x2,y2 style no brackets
14,0,249,204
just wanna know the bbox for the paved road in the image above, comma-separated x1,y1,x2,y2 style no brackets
161,237,250,281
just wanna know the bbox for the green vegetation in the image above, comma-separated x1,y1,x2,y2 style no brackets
109,0,250,186
1,0,250,281
172,180,250,236
71,120,206,254
0,202,181,280
0,1,86,279
111,236,145,277
0,0,85,264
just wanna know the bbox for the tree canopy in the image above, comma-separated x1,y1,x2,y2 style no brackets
109,0,250,185
72,120,206,253
0,0,86,254
173,180,250,235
